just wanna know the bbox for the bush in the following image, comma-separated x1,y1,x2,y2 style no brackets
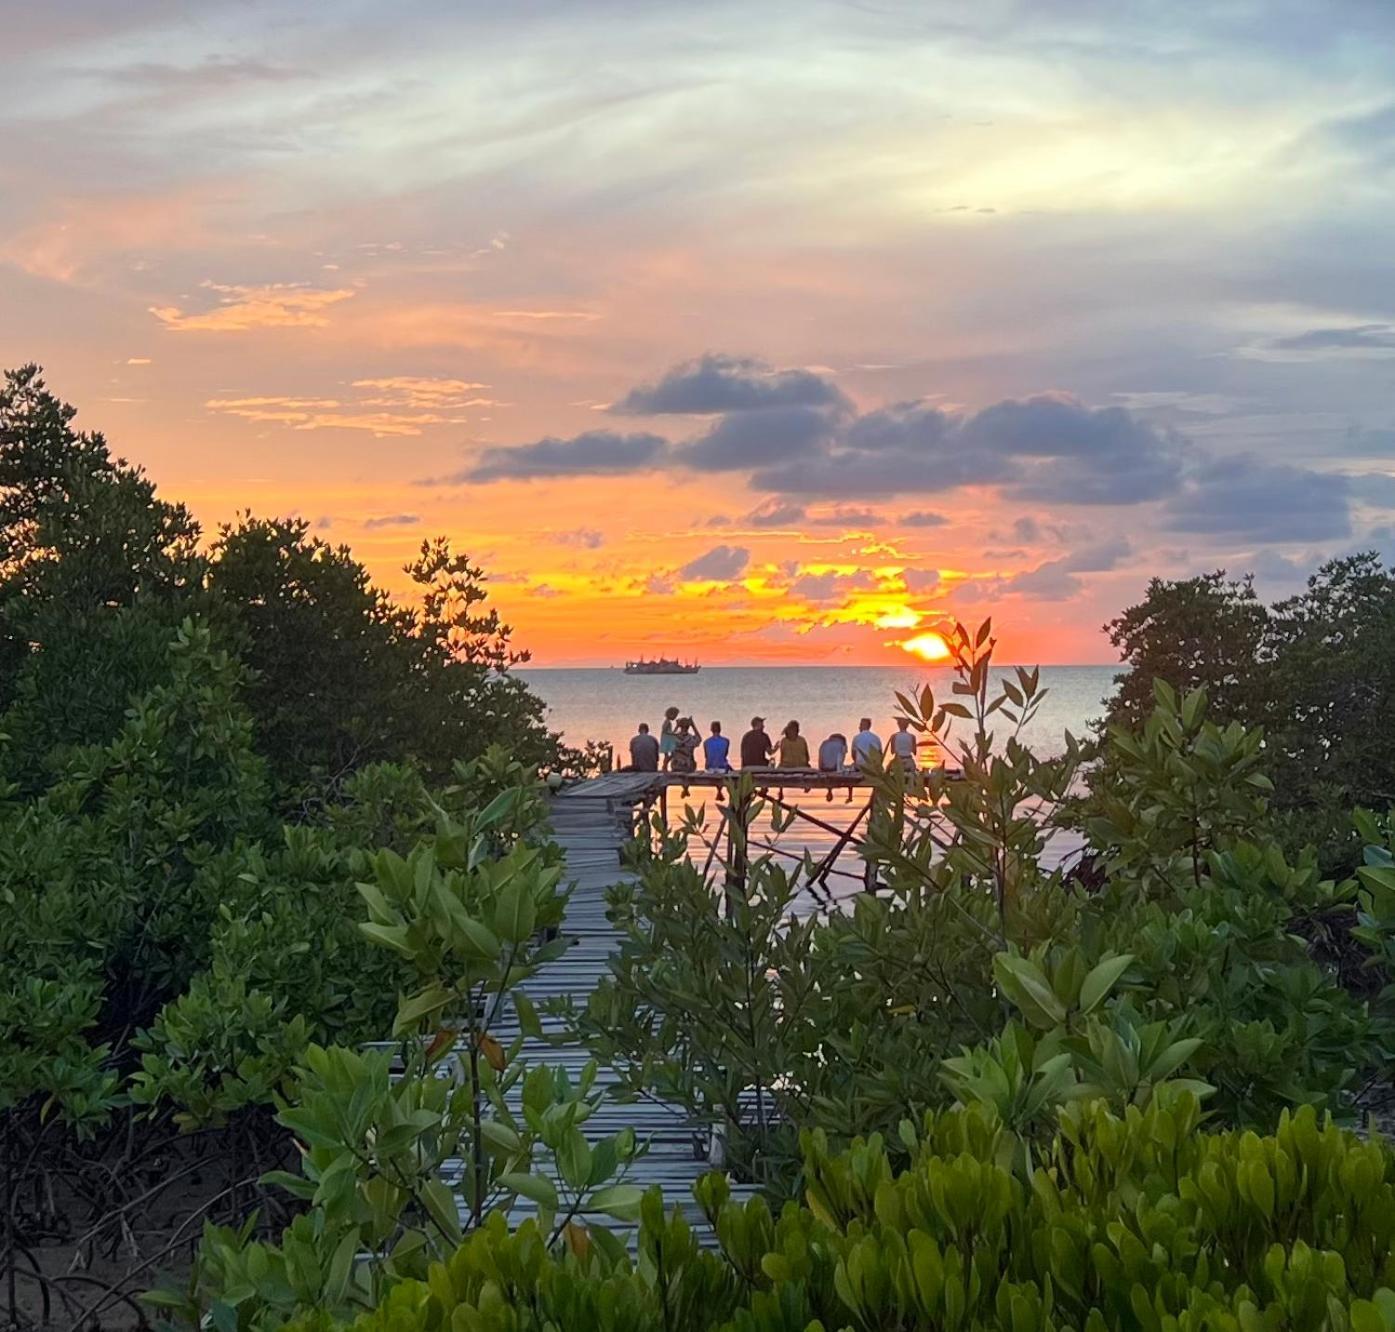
288,1097,1395,1332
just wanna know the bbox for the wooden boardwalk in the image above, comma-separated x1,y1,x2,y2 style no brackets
422,767,1078,1240
445,779,753,1240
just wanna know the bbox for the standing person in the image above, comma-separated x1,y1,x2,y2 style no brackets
891,717,918,773
740,716,773,768
629,721,660,771
659,705,680,771
851,717,883,769
778,720,811,767
670,717,700,774
818,731,848,772
703,720,731,771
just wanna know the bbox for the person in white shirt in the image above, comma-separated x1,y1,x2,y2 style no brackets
850,717,882,769
817,732,847,772
891,717,918,772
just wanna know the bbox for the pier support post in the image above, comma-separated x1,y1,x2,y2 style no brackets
725,790,749,908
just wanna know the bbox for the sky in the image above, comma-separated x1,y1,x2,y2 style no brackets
2,0,1393,665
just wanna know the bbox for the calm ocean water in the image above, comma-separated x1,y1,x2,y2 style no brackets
520,665,1119,761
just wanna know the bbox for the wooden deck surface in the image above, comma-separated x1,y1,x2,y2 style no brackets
442,781,755,1241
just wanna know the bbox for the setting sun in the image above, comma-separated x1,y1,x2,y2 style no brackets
900,632,952,662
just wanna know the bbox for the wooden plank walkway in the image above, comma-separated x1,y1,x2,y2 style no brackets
441,781,754,1242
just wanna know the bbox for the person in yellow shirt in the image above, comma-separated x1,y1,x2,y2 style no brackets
777,719,811,767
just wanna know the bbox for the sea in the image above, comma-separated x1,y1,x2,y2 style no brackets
520,665,1119,760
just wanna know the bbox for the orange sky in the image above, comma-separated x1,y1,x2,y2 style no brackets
2,3,1392,666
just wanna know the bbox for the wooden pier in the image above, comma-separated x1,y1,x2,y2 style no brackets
453,773,762,1241
431,765,1075,1241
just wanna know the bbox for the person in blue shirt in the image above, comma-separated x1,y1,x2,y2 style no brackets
703,720,731,771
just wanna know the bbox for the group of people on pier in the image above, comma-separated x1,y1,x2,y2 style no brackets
627,708,918,775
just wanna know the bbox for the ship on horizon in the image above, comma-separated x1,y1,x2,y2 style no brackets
623,656,701,675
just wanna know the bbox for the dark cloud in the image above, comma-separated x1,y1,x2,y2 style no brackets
901,510,950,527
677,404,837,472
613,353,849,415
967,395,1183,505
1164,457,1352,542
749,398,1010,497
1001,536,1132,600
807,507,885,527
448,430,669,482
742,499,807,527
748,393,1179,503
845,401,956,452
678,545,750,580
1272,324,1395,352
1249,548,1321,590
362,512,419,529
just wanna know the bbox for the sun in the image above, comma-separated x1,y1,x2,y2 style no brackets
901,631,951,663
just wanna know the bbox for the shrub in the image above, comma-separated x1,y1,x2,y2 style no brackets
285,1097,1395,1332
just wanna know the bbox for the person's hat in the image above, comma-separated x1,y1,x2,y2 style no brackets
751,715,765,725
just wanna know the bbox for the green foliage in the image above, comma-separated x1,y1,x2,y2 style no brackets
1103,570,1269,733
159,792,648,1329
1085,681,1274,895
584,627,1383,1193
281,1099,1395,1332
1104,556,1395,872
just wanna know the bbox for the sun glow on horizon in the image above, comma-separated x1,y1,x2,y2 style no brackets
900,631,952,663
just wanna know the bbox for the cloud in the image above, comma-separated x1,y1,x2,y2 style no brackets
550,527,606,549
965,394,1184,505
808,507,885,527
1249,548,1321,589
677,404,839,472
613,353,849,416
789,569,879,602
903,568,942,591
1001,536,1133,600
742,499,807,527
490,309,601,321
448,430,670,482
901,510,950,527
747,394,1179,503
362,513,419,529
351,376,492,407
678,545,750,581
1344,427,1395,456
151,281,355,332
1270,324,1395,354
205,395,455,437
1164,457,1353,542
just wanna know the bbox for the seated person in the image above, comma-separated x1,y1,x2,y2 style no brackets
670,717,701,774
851,717,883,769
818,731,848,772
891,717,918,772
740,716,773,768
629,722,660,772
777,719,811,767
703,720,731,771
